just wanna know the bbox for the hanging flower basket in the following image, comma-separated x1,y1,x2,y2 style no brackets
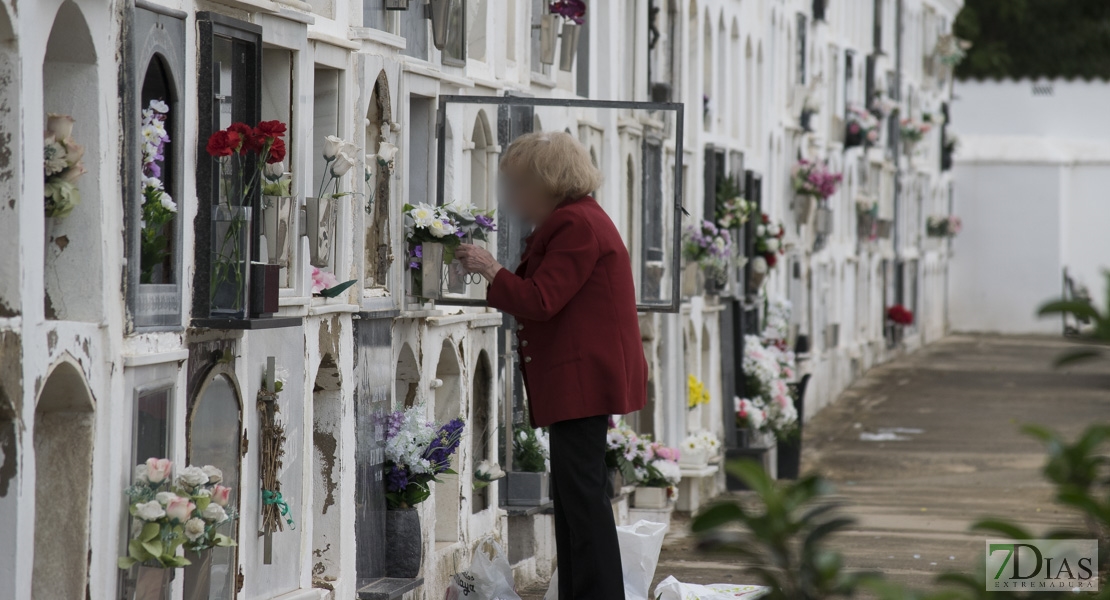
559,21,581,71
306,196,335,268
262,195,295,267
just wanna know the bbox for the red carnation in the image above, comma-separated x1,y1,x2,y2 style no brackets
764,252,777,268
206,130,241,158
256,120,287,138
267,137,287,164
886,304,914,326
227,122,259,153
762,213,770,224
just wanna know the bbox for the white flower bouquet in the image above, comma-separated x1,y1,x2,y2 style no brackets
43,113,88,218
741,334,799,439
118,458,237,570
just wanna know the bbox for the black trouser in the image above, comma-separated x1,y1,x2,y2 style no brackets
549,415,625,600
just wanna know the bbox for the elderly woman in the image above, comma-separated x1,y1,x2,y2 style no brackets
456,131,646,599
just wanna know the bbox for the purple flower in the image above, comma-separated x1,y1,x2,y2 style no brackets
385,464,410,493
549,0,586,24
475,214,496,231
413,245,423,258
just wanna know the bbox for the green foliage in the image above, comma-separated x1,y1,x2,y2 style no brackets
513,427,549,473
1038,272,1110,366
318,279,358,298
955,0,1110,80
691,460,878,600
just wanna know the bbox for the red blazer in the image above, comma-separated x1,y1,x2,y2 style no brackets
487,196,648,427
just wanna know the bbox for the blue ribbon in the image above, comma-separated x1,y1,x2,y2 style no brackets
262,489,295,530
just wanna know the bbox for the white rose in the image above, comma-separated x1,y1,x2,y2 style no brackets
178,466,210,488
428,219,456,238
201,465,223,484
155,491,178,506
134,500,166,522
184,518,207,542
149,100,169,114
756,225,766,237
765,238,780,252
263,161,285,182
330,151,356,178
752,256,769,274
202,503,228,524
322,135,345,161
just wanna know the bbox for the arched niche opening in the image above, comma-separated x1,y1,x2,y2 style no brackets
470,111,494,211
395,343,419,408
42,1,103,322
32,359,95,600
312,353,343,581
0,5,18,318
138,54,179,286
365,71,393,290
184,367,243,600
470,350,493,513
432,339,462,544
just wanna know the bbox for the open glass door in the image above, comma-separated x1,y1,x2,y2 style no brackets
412,95,685,313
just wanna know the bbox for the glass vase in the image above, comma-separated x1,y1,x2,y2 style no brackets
261,195,295,267
210,205,251,318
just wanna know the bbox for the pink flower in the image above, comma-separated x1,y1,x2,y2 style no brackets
211,485,232,507
165,496,196,522
145,458,172,483
311,267,340,294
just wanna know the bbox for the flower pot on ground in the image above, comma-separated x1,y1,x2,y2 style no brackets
506,471,551,506
559,22,581,71
210,205,252,318
261,195,295,267
131,564,173,600
385,508,422,578
305,196,335,268
632,486,669,509
539,14,558,65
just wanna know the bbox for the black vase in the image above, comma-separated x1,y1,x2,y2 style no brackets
385,508,422,578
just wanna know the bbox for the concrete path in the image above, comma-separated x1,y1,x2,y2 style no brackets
519,335,1108,597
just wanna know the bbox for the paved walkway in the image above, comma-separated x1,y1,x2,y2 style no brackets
519,335,1108,597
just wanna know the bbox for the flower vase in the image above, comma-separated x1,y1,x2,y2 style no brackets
385,508,423,579
306,196,335,268
678,447,708,468
857,212,875,239
747,268,766,294
539,14,558,65
210,206,252,318
506,471,550,506
734,427,750,449
261,195,295,267
182,550,213,600
681,262,702,298
794,194,817,223
419,242,444,299
559,22,581,71
131,564,173,600
815,205,834,236
632,486,669,509
445,254,467,295
429,0,451,50
845,127,864,148
876,219,893,239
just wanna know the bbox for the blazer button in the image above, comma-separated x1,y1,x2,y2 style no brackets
521,340,529,347
517,324,524,331
524,356,532,363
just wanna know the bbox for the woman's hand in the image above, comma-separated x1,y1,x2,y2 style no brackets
456,244,503,281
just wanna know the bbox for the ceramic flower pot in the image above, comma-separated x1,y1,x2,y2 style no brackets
261,195,295,267
794,194,817,223
210,205,252,318
632,486,669,509
130,564,173,600
506,471,550,506
306,196,335,268
385,508,423,579
539,14,558,65
559,22,581,71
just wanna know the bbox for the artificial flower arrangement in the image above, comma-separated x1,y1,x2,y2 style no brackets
683,220,732,287
791,159,842,200
686,374,711,409
605,421,682,499
679,430,722,467
139,100,178,283
749,213,785,288
316,135,359,199
118,458,237,570
886,304,914,326
549,0,586,24
310,266,357,298
845,104,880,147
205,120,288,313
900,117,932,145
513,427,551,473
926,215,962,238
715,174,753,229
762,297,793,345
43,113,88,218
383,405,465,509
405,202,497,295
740,333,799,440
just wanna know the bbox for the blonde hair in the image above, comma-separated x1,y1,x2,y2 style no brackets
499,131,603,199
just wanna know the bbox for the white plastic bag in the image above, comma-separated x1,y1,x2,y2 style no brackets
543,519,669,600
653,575,771,600
445,540,521,600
